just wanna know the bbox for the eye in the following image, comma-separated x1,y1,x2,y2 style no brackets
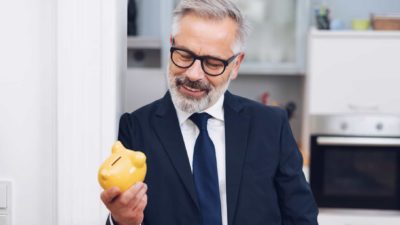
205,58,224,69
176,50,193,62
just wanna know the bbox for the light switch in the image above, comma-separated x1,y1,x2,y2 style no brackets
0,183,6,209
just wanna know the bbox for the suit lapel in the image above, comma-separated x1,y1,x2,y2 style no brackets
153,92,200,210
224,92,251,225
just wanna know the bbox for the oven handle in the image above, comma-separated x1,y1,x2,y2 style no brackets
317,136,400,147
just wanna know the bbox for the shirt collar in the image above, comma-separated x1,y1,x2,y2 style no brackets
175,94,225,126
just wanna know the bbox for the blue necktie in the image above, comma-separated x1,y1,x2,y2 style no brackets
190,113,222,225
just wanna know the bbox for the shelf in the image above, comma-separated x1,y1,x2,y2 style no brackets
239,63,304,76
127,68,163,73
127,36,162,49
310,28,400,39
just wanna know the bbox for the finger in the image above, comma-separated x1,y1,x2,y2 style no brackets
119,182,145,206
131,184,148,209
133,194,148,212
100,187,121,204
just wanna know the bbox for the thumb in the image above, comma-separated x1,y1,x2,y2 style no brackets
101,187,121,204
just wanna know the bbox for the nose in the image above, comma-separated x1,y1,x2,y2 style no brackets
100,169,109,181
185,59,206,81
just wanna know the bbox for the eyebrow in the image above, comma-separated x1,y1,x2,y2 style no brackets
172,43,230,61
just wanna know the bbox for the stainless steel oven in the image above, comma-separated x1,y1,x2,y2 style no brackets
309,115,400,210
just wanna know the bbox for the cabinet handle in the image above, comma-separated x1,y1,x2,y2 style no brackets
348,104,379,112
317,136,400,147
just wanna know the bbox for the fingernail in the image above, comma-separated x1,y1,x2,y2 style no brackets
134,182,143,189
111,186,121,194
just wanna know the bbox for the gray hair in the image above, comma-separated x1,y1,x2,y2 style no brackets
171,0,250,53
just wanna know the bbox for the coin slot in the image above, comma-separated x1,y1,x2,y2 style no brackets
111,156,122,166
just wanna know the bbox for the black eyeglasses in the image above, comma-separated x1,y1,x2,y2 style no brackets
170,47,239,76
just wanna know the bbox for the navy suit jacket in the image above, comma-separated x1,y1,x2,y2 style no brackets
108,91,318,225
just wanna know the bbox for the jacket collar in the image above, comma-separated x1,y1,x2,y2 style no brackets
223,91,251,225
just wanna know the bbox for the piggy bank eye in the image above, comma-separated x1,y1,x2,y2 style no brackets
112,156,122,166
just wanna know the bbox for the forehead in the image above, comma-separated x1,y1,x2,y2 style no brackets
173,12,238,58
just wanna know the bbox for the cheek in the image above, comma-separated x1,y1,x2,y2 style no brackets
208,76,226,88
168,65,176,76
169,63,186,76
173,70,187,80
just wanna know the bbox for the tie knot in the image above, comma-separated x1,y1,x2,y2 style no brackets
190,113,211,131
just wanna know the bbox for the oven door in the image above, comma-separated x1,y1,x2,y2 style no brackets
310,135,400,210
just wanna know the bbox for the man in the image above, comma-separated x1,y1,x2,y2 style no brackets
101,0,319,225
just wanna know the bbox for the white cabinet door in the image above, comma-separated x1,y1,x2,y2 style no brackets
125,68,167,112
231,0,308,75
308,30,400,115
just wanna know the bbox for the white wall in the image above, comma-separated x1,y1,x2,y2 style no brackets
0,0,125,224
56,0,125,224
0,1,56,225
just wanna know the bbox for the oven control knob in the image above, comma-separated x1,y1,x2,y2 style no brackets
340,122,348,131
376,122,383,131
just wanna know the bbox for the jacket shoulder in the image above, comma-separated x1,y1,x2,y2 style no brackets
227,93,287,120
118,96,165,149
122,96,164,120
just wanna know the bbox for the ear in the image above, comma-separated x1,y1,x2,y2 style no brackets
170,36,173,45
230,52,245,80
130,151,146,168
112,141,124,154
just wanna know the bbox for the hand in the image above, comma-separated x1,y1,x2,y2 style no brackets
101,182,148,225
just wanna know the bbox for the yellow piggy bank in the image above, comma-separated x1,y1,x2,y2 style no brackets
98,141,147,192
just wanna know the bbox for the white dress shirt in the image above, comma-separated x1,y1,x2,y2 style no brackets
174,95,227,225
110,95,227,225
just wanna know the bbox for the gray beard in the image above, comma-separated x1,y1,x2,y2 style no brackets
167,69,231,114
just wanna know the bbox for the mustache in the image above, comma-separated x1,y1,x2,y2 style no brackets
175,76,211,92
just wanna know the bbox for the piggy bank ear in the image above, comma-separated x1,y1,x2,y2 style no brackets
130,151,146,168
112,141,125,154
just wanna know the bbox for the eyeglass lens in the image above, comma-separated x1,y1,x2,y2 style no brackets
171,49,226,76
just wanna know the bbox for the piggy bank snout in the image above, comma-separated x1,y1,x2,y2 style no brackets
99,169,110,181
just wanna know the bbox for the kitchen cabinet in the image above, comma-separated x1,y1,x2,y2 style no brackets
307,29,400,115
125,0,174,111
126,38,167,112
232,0,309,75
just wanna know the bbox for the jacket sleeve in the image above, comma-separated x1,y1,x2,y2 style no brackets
106,114,145,225
275,111,319,225
117,112,146,152
106,213,145,225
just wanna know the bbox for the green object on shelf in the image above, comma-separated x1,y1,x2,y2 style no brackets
352,19,370,30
